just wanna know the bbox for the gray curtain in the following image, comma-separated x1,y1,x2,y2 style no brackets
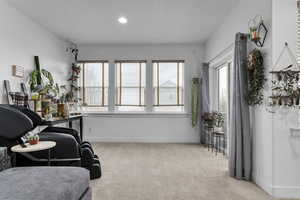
200,63,210,144
229,33,252,180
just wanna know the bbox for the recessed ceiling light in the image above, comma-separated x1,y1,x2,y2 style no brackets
118,17,128,24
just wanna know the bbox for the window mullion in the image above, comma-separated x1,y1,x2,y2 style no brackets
101,63,105,106
108,61,115,112
157,63,160,106
177,62,180,105
119,63,122,105
139,62,142,106
145,61,153,112
83,63,86,105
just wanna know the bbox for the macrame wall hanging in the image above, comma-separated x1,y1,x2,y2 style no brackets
269,42,300,109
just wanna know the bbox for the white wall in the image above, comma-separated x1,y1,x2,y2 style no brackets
0,0,72,103
78,44,204,143
83,114,198,143
272,0,300,198
204,0,274,196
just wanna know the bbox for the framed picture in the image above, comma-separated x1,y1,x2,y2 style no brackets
12,65,24,78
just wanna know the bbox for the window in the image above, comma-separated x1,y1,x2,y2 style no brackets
215,62,231,155
153,60,184,112
217,64,229,114
79,61,109,110
115,60,146,111
78,59,186,113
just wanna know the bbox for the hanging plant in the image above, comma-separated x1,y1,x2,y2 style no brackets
247,49,266,106
66,63,82,103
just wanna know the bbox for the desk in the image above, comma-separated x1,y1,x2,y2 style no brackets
41,115,83,141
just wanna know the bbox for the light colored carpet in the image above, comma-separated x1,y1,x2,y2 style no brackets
91,143,273,200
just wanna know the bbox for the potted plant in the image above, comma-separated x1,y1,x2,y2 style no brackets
202,112,215,128
27,135,40,145
213,112,225,132
292,90,300,106
269,96,280,106
29,56,60,100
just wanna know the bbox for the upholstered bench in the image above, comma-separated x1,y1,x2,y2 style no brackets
0,167,91,200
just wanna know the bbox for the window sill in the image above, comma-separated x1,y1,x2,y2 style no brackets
82,111,190,118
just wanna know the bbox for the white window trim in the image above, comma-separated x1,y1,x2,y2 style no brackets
296,0,300,64
78,60,109,108
108,61,115,112
79,59,188,115
209,51,233,111
215,63,231,112
209,50,233,156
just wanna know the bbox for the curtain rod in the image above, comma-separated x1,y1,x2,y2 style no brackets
207,42,234,64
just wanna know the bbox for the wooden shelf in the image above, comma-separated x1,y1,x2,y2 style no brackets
270,70,300,73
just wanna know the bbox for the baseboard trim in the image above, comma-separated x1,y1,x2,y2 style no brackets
252,175,273,196
252,181,300,199
272,186,300,199
84,137,201,144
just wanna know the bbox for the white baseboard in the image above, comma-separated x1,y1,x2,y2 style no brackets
272,186,300,199
252,175,273,196
253,175,300,199
84,136,200,144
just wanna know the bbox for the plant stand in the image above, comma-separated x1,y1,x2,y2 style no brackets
212,131,226,156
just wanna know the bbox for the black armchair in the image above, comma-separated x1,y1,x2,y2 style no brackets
0,105,33,149
0,105,81,166
0,105,101,179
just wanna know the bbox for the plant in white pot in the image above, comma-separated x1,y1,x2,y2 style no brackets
213,112,225,132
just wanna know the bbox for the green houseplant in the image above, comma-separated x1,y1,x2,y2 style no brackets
247,49,266,106
29,56,59,98
213,112,225,132
202,111,225,131
202,112,215,128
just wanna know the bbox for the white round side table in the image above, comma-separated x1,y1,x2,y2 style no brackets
11,141,56,166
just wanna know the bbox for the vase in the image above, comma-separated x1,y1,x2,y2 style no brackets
214,127,223,132
206,121,214,128
58,103,65,118
41,99,51,118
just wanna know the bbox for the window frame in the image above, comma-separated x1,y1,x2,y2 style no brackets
77,59,187,114
115,60,147,107
216,63,230,113
212,60,232,156
152,60,185,107
78,60,109,107
298,0,300,64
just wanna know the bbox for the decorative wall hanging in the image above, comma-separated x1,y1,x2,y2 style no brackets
12,65,24,78
248,15,268,47
269,42,300,108
247,49,266,106
191,78,200,127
